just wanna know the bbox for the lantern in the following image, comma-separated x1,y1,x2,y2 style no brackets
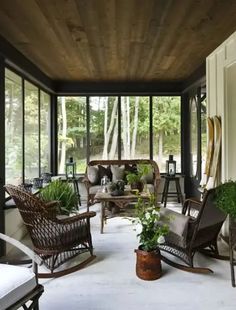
66,157,76,179
166,155,176,176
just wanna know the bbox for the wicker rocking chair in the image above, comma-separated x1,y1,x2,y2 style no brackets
159,187,227,273
5,184,96,278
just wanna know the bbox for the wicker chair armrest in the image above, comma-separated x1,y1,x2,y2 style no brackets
182,198,201,215
45,200,60,208
56,211,96,224
43,200,61,218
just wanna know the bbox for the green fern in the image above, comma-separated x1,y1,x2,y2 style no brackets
40,180,78,215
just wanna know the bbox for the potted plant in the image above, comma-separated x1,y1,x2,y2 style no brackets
216,180,236,233
39,180,78,215
216,180,236,218
126,164,150,192
109,180,125,196
132,195,169,280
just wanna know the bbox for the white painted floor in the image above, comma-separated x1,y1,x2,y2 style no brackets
39,202,236,310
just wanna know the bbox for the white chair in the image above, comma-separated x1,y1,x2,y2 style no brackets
0,233,44,310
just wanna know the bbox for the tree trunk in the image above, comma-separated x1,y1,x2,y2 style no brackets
121,97,127,158
109,111,118,159
59,97,67,173
131,97,139,158
103,97,118,159
102,97,109,159
158,130,163,167
126,97,130,159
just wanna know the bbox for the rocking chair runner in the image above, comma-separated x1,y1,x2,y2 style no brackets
5,184,96,278
159,187,227,273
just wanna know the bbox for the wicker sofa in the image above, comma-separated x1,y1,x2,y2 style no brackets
83,159,160,207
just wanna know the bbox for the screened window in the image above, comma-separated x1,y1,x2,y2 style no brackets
89,96,118,161
153,96,181,172
57,95,182,173
5,69,23,185
58,97,87,173
24,81,39,180
190,96,198,178
40,91,51,173
121,96,149,159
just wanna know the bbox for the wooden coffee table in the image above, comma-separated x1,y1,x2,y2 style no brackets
94,190,151,233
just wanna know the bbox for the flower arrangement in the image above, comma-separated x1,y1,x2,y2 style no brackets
133,195,169,252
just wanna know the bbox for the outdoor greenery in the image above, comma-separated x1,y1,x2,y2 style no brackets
126,164,150,184
40,180,78,215
57,96,181,174
216,180,236,218
5,69,51,185
132,196,169,252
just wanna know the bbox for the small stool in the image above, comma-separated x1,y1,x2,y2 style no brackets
161,175,183,208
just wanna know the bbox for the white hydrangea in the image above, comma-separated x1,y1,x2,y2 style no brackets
136,223,143,234
157,235,165,244
145,212,151,220
152,209,160,217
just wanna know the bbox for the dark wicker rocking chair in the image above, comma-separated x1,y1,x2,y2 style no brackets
5,184,96,278
159,187,227,273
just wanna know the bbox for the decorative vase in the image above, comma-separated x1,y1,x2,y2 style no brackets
135,247,162,280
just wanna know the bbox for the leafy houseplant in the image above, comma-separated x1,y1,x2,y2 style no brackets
216,180,236,218
109,180,125,196
40,180,78,215
132,195,169,280
126,164,151,192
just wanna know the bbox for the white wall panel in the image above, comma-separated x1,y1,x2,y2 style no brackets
207,31,236,182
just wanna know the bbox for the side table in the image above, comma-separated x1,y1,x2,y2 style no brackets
161,175,183,208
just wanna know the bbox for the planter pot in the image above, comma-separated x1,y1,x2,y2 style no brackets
131,181,144,193
135,247,162,280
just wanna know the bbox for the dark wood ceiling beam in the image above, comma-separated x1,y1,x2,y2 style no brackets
54,80,182,96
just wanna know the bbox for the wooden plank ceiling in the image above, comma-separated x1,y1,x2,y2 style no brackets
0,0,236,82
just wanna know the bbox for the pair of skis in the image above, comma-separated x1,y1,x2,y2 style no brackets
200,115,222,191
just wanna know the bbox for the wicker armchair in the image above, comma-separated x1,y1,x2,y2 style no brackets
159,187,227,273
5,184,96,278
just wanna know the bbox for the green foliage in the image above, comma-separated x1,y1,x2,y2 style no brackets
132,196,169,251
126,164,150,184
216,180,236,218
40,180,78,215
109,180,125,192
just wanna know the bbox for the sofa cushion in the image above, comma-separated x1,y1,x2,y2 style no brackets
111,165,125,182
98,165,112,181
87,166,99,185
0,264,37,309
159,208,190,247
141,169,154,184
89,185,103,195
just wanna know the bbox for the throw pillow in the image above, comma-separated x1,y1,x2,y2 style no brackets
98,165,112,181
87,166,99,185
111,165,125,182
